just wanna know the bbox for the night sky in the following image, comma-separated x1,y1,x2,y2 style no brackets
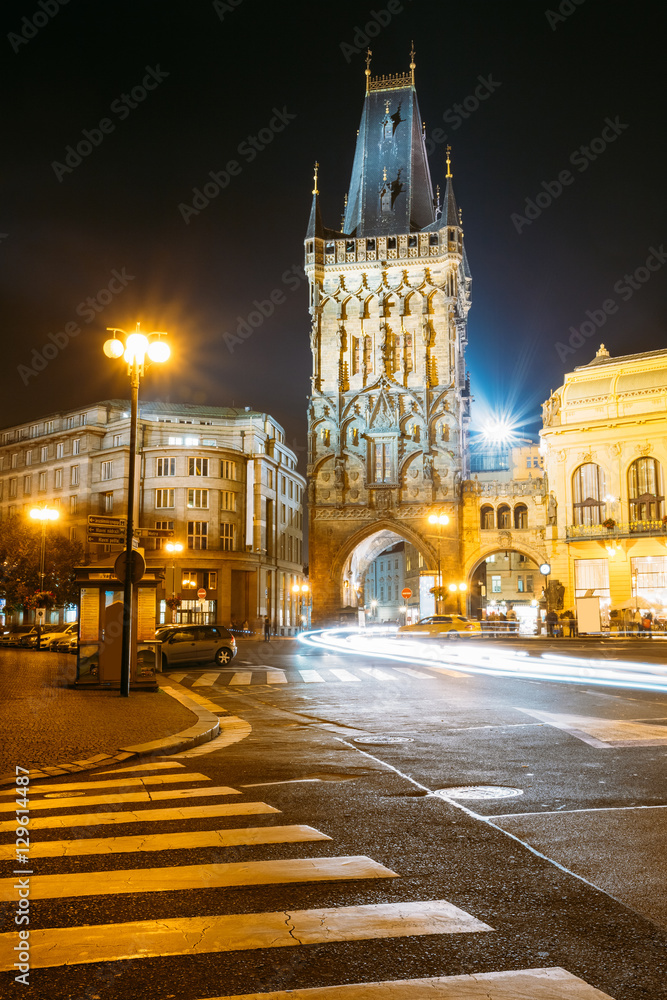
2,0,665,463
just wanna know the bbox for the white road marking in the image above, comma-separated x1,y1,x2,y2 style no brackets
489,803,667,821
299,670,325,682
0,855,396,903
359,667,398,681
0,773,210,796
95,762,185,774
429,666,470,678
168,673,187,682
266,669,287,684
517,708,667,748
168,716,252,757
393,667,432,679
0,899,492,970
330,669,361,683
230,671,252,685
208,967,617,998
0,825,331,861
0,785,239,814
0,800,278,833
192,671,220,687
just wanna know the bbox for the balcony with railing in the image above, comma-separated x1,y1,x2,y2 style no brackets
566,519,667,541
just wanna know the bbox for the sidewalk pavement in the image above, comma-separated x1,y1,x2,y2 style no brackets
0,649,220,786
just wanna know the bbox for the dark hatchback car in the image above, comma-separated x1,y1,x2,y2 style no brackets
156,624,237,669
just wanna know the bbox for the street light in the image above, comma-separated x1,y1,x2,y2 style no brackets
291,582,310,630
29,505,60,649
165,542,183,623
103,323,170,697
538,561,551,635
427,512,449,614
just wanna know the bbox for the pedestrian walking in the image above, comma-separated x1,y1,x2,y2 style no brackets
633,609,642,635
546,609,558,637
263,616,271,642
505,607,518,634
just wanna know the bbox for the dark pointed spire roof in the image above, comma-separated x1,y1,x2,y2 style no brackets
305,161,324,239
442,145,459,226
343,52,435,237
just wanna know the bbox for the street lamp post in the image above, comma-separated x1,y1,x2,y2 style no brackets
165,542,183,622
291,583,310,630
103,324,170,697
29,505,60,649
539,561,551,636
427,513,449,614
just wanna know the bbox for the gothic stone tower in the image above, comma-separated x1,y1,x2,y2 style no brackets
306,55,472,624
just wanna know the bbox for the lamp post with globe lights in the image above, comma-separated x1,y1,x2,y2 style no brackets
103,324,170,696
165,541,184,622
291,583,310,630
427,512,449,614
29,504,60,648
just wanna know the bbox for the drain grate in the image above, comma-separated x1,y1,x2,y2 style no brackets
353,735,415,745
434,785,523,801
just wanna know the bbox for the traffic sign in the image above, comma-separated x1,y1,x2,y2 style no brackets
136,528,175,538
88,515,127,528
197,588,207,600
401,587,412,600
114,549,146,585
87,534,126,545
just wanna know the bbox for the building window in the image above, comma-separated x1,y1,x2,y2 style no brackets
497,504,511,529
204,570,217,590
11,453,18,469
66,417,75,429
574,558,610,598
9,478,17,498
156,458,175,476
628,457,663,522
154,519,174,550
181,570,197,589
102,492,113,513
38,472,47,492
281,475,286,494
202,438,217,447
491,575,502,593
187,521,208,549
40,446,48,462
631,555,667,605
70,495,77,514
220,491,236,511
56,443,64,459
168,436,183,446
220,522,235,551
23,475,32,495
113,434,122,447
373,438,395,484
25,451,32,467
480,505,494,528
69,526,77,541
80,414,86,426
289,481,293,500
267,469,273,489
70,466,79,487
517,576,524,592
30,425,38,438
156,489,175,508
514,504,528,528
101,461,113,481
54,468,63,489
45,421,54,434
187,488,209,508
72,439,81,456
526,575,534,592
221,460,236,480
188,457,209,477
573,462,605,525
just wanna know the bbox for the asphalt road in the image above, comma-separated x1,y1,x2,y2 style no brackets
1,637,666,999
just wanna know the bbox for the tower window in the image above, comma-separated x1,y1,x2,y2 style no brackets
387,237,396,250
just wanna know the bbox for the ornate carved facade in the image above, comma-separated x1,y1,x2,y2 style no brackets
306,57,472,622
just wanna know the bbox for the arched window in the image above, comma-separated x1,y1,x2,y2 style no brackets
497,504,511,529
514,504,528,528
363,336,373,373
573,463,605,525
629,458,664,522
480,505,494,529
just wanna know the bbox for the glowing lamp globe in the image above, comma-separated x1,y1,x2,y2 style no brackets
103,338,124,359
124,332,149,364
147,340,170,363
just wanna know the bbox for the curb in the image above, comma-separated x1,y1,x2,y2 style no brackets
0,678,220,787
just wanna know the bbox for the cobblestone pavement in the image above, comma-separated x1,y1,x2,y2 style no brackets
0,649,196,773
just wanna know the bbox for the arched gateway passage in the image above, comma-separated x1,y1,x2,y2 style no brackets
467,545,545,633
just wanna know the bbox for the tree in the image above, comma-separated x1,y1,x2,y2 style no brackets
0,516,84,612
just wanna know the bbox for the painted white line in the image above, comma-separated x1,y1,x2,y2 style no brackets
299,670,325,682
0,773,210,796
429,666,470,679
0,899,492,970
359,667,398,681
0,855,396,903
489,803,667,821
330,669,361,683
0,785,239,814
168,673,187,682
517,707,667,748
95,762,185,774
0,825,332,861
0,800,278,833
192,672,220,687
208,967,616,998
266,669,287,684
229,671,252,685
168,716,252,757
393,667,432,679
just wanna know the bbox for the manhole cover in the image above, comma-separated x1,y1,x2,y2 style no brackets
435,785,523,801
353,736,415,745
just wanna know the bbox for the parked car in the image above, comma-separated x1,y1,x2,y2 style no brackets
397,615,482,639
44,623,78,651
0,626,36,647
53,633,78,654
22,624,76,650
157,624,237,669
17,628,42,647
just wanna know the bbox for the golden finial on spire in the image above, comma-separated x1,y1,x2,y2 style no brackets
312,161,319,196
446,145,453,178
458,207,463,226
383,166,387,182
410,40,416,85
365,48,372,93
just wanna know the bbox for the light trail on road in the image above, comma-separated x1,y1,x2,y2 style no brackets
299,629,667,693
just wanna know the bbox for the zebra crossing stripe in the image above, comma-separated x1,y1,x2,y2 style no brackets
266,669,287,684
96,762,186,774
230,671,252,685
0,899,492,971
192,672,220,687
0,800,279,833
207,967,617,998
0,785,240,815
0,855,397,903
394,667,433,679
299,670,325,682
330,669,361,682
0,824,331,861
0,772,211,796
359,667,398,681
168,716,252,757
168,672,187,682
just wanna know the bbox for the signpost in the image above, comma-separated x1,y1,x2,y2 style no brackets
135,528,175,539
87,515,127,545
197,588,207,600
